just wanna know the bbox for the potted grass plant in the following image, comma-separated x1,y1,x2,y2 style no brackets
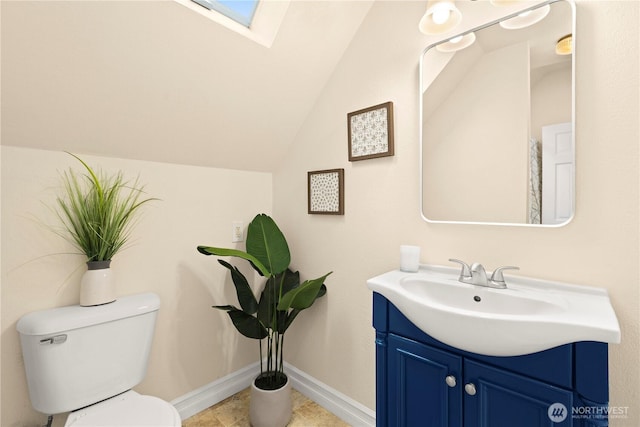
197,213,331,427
54,153,156,306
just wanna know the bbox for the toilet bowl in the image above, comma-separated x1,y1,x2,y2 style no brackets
64,391,180,427
17,293,181,426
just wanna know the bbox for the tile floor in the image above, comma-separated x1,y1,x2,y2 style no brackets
182,387,351,427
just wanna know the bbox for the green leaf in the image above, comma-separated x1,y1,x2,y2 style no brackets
281,269,300,295
278,272,331,311
275,311,289,334
217,260,258,315
256,271,298,332
246,214,290,275
316,284,327,299
54,154,157,262
66,152,104,203
197,246,269,277
257,275,279,329
271,269,301,333
212,304,238,311
226,308,268,339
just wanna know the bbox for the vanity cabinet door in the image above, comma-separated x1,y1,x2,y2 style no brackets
388,335,463,427
463,359,573,427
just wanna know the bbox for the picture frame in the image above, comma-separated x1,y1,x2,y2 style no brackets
307,169,344,215
347,101,394,161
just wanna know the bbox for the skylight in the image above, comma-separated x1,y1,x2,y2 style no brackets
191,0,259,27
175,0,289,47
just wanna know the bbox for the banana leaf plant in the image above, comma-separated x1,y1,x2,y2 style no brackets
197,214,331,390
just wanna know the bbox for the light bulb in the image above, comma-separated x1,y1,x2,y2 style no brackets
431,4,451,25
449,35,463,44
419,0,461,35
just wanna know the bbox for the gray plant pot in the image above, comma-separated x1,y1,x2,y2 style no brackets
249,374,292,427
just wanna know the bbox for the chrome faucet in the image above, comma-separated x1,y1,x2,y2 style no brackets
449,259,519,289
470,262,489,286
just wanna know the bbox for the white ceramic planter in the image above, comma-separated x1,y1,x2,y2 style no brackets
249,375,292,427
79,260,116,306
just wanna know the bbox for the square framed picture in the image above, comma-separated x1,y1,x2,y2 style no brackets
308,169,344,215
347,101,394,161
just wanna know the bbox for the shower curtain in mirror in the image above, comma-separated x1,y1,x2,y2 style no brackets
528,137,542,224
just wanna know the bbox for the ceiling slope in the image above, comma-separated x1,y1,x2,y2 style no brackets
1,0,373,172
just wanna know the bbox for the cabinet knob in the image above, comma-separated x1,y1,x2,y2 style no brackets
464,383,477,396
445,375,457,387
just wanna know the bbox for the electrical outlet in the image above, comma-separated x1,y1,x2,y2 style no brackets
232,221,244,243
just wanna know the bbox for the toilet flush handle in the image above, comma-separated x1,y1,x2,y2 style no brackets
40,334,67,345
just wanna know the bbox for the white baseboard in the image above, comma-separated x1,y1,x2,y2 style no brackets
170,362,259,420
284,362,376,427
170,362,376,426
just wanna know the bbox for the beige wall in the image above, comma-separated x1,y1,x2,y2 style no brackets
274,1,639,425
1,147,272,426
0,0,638,426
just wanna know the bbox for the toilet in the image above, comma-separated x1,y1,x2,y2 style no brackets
16,292,181,426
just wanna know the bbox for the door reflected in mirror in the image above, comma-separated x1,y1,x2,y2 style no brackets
420,0,575,226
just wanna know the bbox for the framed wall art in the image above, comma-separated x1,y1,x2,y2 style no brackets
307,169,344,215
347,101,394,161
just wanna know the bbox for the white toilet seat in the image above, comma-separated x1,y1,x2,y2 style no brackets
64,390,181,427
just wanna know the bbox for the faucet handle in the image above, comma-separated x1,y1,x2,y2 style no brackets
490,266,520,285
449,259,471,279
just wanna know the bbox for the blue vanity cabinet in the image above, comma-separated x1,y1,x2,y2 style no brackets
388,334,463,427
373,293,610,427
463,359,572,427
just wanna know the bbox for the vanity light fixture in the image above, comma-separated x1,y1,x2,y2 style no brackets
419,0,462,35
555,34,573,55
435,32,476,52
499,4,550,29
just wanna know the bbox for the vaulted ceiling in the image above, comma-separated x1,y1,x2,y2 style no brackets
1,0,374,171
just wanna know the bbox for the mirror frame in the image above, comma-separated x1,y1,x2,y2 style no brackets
419,0,576,227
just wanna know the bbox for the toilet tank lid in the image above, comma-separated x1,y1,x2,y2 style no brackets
17,293,160,336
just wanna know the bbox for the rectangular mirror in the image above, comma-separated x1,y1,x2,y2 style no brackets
420,0,575,226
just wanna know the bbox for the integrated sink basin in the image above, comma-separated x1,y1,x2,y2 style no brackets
400,278,566,316
367,265,620,356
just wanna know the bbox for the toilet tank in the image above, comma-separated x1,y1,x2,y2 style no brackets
16,293,161,415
